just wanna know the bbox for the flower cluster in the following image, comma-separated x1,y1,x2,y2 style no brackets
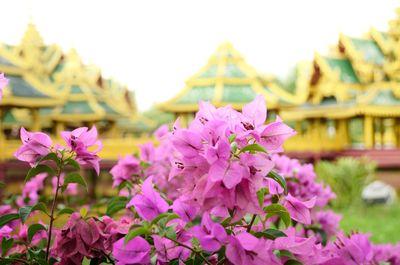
1,94,400,265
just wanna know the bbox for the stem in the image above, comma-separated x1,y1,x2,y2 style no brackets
45,165,63,262
165,236,212,265
247,214,257,232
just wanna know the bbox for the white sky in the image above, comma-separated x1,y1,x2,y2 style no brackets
1,0,399,110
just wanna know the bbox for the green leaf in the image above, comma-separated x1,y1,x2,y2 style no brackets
257,187,268,207
31,202,49,216
19,206,33,223
151,213,179,225
124,227,147,244
267,171,288,195
106,196,128,216
37,152,60,166
279,250,295,259
28,223,47,242
25,164,55,182
57,207,75,217
0,181,5,188
284,260,303,265
64,158,80,170
2,238,13,256
263,204,291,228
253,228,287,240
239,144,268,154
0,213,20,228
228,134,236,143
308,226,328,246
62,172,87,192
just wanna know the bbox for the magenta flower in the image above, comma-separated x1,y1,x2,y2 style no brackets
61,126,102,175
171,129,203,158
110,155,140,187
191,213,227,252
258,116,296,152
274,227,317,256
112,236,150,265
313,210,342,239
153,235,190,263
0,73,8,100
14,127,53,166
226,232,280,265
17,173,47,207
241,95,266,129
172,197,198,222
283,194,316,225
52,174,78,195
126,177,169,221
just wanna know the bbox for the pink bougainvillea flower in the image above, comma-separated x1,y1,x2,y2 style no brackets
14,127,53,166
274,227,317,256
313,210,342,239
52,174,78,195
0,73,8,100
226,232,280,265
153,235,190,263
283,194,316,225
126,177,169,221
191,212,227,252
61,126,102,175
171,129,203,158
17,173,47,207
172,197,198,223
258,116,296,152
110,155,140,187
154,124,169,140
112,236,150,265
241,94,266,129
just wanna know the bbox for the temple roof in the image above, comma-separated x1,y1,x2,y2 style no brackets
159,42,283,112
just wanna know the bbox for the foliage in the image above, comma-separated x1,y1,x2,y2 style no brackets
315,157,376,209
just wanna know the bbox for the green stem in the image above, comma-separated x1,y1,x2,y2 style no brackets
165,236,212,265
45,164,63,262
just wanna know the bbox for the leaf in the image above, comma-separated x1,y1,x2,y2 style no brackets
124,227,147,244
0,181,4,188
284,260,303,265
239,144,268,154
257,187,268,207
151,212,179,225
253,228,287,240
31,202,49,216
0,213,20,228
62,172,87,192
25,165,55,182
64,158,80,170
263,204,291,228
19,206,33,223
267,171,288,195
106,196,128,216
80,207,88,218
228,134,236,143
28,223,47,242
37,152,60,166
308,226,328,246
2,238,13,256
57,207,75,217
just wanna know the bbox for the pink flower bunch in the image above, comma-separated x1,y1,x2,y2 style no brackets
52,213,114,264
14,126,102,175
16,173,47,207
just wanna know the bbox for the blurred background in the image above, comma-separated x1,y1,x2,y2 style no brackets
1,0,400,243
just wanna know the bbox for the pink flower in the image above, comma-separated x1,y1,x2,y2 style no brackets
0,73,8,100
17,173,47,207
14,127,53,166
226,232,280,265
314,210,342,239
191,213,227,252
274,227,317,256
172,197,198,222
258,116,296,152
153,235,190,263
52,174,78,195
283,194,316,225
61,126,102,175
110,155,140,187
126,177,169,221
112,236,150,265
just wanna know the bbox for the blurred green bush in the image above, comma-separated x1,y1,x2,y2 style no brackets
315,157,376,209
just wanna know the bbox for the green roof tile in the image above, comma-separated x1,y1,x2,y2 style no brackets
176,86,215,104
99,101,119,115
371,90,400,105
350,38,384,64
324,57,359,83
222,84,256,102
199,65,218,78
62,101,94,114
225,64,246,77
70,85,83,94
8,76,50,98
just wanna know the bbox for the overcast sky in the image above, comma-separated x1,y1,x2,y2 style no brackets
1,0,398,110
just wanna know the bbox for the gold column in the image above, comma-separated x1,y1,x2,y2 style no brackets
55,122,65,136
374,118,382,149
31,108,41,132
364,116,373,149
383,118,396,149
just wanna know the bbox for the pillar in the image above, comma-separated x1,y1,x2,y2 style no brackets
364,116,373,149
31,108,41,132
